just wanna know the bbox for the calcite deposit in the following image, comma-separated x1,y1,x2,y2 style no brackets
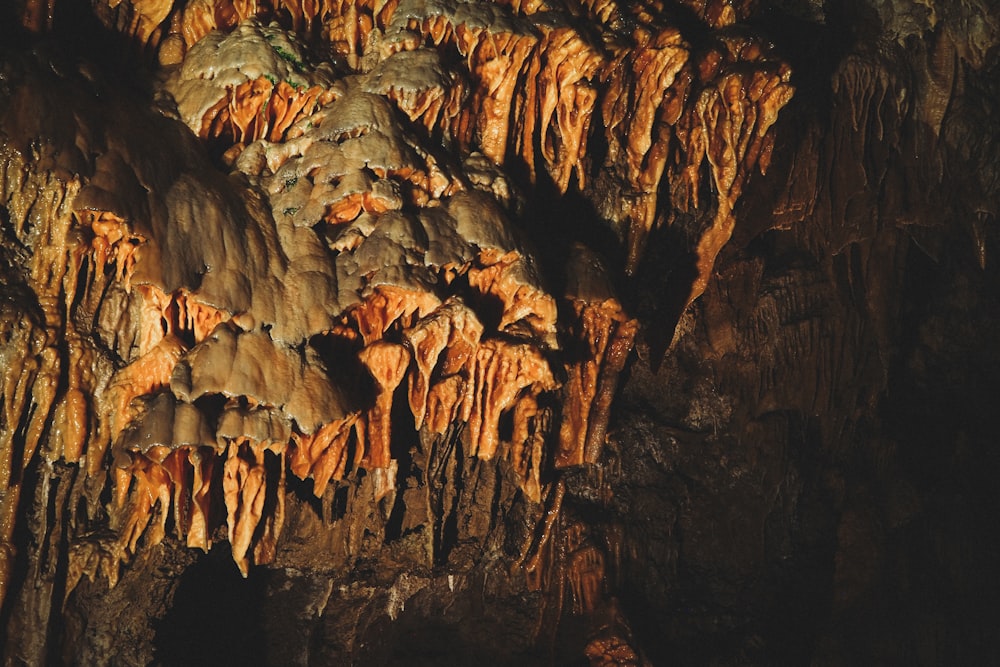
3,0,999,664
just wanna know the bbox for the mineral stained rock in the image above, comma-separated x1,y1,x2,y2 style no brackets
3,0,999,664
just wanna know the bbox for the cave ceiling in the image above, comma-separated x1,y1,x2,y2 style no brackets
1,0,999,664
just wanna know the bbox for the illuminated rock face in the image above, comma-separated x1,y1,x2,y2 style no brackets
2,0,999,664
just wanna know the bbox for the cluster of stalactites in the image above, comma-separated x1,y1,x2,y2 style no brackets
104,251,563,577
38,0,384,67
96,62,573,576
68,210,304,578
163,21,339,161
80,0,794,292
254,88,564,505
374,0,792,291
595,1,794,286
378,0,605,193
100,312,353,577
3,156,334,584
1,18,637,593
111,393,293,577
674,32,795,302
0,296,55,606
1,144,88,607
677,0,759,28
556,244,638,469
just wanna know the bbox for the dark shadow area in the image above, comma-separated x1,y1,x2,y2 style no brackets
870,238,1000,665
384,381,420,543
608,412,840,667
154,544,269,667
3,0,159,99
628,219,701,369
513,159,629,295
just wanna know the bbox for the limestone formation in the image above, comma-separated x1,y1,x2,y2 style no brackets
2,0,998,663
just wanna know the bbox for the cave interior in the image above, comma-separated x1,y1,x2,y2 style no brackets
1,0,999,664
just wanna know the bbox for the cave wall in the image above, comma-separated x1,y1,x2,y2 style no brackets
606,3,1000,662
2,0,999,664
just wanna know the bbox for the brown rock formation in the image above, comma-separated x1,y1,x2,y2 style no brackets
2,0,999,664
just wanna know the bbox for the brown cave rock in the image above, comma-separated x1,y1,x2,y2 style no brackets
2,0,999,664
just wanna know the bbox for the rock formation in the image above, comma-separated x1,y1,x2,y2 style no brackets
2,0,998,664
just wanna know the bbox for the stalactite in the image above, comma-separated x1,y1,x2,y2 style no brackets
358,340,411,500
86,0,797,297
222,437,285,576
163,20,338,160
557,244,639,467
3,18,629,592
683,57,794,303
0,0,829,657
401,297,483,432
0,138,85,610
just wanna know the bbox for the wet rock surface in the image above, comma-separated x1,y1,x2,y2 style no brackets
2,0,1000,664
